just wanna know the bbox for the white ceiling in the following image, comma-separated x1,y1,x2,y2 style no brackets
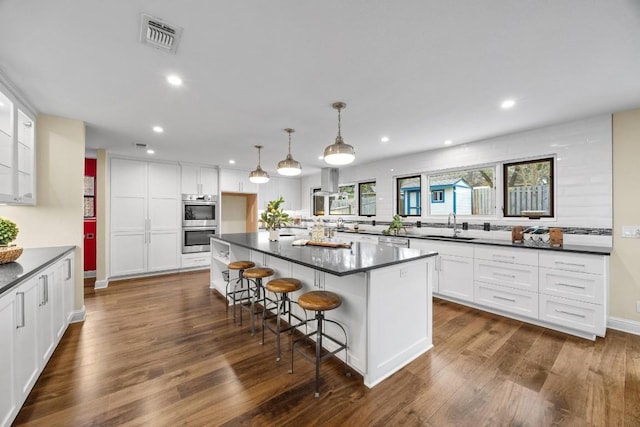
1,1,639,176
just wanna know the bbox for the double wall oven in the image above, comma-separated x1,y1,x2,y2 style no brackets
182,194,217,253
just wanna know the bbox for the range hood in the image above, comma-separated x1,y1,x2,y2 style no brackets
314,168,339,195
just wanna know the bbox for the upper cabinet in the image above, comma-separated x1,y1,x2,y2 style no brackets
180,164,218,195
219,168,258,194
0,84,36,205
258,176,301,211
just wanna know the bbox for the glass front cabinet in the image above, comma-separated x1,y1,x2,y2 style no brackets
0,81,36,205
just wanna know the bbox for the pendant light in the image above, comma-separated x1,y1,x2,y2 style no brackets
323,101,355,166
277,128,302,176
249,145,270,184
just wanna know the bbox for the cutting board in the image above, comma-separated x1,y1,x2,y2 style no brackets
304,241,352,249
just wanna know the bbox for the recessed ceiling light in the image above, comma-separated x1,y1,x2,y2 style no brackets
318,155,324,160
229,160,235,164
381,136,389,143
0,102,4,107
167,75,183,86
152,126,164,133
444,140,452,145
501,99,516,109
146,149,155,154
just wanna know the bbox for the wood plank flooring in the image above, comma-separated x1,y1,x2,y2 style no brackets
15,271,640,426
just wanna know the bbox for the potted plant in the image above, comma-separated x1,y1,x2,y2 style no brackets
383,214,407,236
260,196,292,241
0,217,22,264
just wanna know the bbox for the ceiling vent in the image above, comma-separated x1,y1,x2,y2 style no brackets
133,142,148,149
139,14,182,54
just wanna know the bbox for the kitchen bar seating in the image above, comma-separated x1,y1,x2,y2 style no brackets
226,260,256,323
289,290,349,398
261,277,304,362
242,267,275,335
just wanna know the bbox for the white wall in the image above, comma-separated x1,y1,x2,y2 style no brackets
221,194,247,233
302,114,612,229
0,114,85,310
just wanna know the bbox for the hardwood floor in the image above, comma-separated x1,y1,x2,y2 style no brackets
15,271,640,426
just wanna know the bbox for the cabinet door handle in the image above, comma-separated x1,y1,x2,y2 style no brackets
44,275,49,305
493,272,516,279
16,292,25,328
555,309,586,318
493,295,516,303
66,258,72,280
556,282,586,290
39,275,47,306
555,261,585,268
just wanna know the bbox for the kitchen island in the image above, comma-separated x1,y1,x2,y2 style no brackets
210,232,437,388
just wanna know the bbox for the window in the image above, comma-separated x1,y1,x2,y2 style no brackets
428,167,495,216
503,157,554,218
431,189,444,203
312,187,324,216
358,181,376,216
329,185,356,215
397,175,421,216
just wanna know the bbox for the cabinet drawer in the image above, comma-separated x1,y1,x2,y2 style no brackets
539,251,604,275
434,241,474,258
474,282,538,319
181,255,211,268
474,259,538,292
539,268,603,304
539,294,605,336
474,245,538,266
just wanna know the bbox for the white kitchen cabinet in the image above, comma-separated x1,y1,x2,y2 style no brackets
0,250,74,427
538,251,608,337
0,288,18,427
180,164,218,195
0,83,36,205
412,240,473,301
219,168,258,194
110,158,181,277
258,176,301,210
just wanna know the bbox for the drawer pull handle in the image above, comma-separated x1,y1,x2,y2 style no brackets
555,261,585,268
556,282,586,290
493,255,515,262
493,295,516,303
555,309,586,318
494,272,516,279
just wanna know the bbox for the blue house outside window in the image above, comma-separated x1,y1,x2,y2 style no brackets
431,189,444,203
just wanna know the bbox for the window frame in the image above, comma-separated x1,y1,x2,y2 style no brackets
329,184,356,216
396,175,422,217
502,157,555,218
358,180,376,217
311,187,325,216
431,189,444,204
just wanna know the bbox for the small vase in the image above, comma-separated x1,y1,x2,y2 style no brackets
268,229,280,241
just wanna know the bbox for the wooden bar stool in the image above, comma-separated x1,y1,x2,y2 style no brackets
262,277,304,363
226,260,256,324
242,267,275,336
289,290,349,398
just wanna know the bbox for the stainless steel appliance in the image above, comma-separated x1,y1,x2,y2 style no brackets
182,194,217,227
378,235,410,248
182,226,216,253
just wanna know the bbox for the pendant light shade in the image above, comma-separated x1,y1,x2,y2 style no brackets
249,145,270,184
277,128,302,176
324,101,355,166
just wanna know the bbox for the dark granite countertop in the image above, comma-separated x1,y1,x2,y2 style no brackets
0,246,75,296
336,230,611,256
215,233,437,276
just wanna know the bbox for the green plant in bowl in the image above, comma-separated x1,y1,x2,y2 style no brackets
0,217,19,245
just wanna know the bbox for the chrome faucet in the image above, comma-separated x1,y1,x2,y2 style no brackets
448,212,460,237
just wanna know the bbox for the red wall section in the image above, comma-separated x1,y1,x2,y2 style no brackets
84,158,97,272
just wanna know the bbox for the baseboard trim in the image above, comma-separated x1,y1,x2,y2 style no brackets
84,270,96,278
95,279,109,289
70,306,86,323
608,316,640,336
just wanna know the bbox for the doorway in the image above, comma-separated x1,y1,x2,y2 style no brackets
221,193,258,233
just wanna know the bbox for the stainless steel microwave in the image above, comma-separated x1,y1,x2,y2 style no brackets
182,194,217,227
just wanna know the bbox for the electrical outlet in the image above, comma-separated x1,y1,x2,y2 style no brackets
622,226,640,238
637,300,640,313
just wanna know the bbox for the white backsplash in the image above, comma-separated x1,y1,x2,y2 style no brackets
301,114,613,242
